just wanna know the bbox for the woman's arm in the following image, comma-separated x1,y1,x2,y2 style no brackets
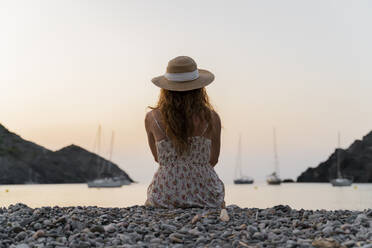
145,112,158,163
210,111,221,167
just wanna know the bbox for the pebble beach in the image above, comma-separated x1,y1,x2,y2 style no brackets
0,203,371,248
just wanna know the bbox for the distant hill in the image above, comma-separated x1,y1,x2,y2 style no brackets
297,131,372,183
0,123,133,184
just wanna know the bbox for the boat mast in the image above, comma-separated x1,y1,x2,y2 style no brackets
273,128,279,176
234,134,243,179
93,125,105,176
93,125,102,156
109,131,115,162
337,131,342,178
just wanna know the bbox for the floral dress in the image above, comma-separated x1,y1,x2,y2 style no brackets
146,117,225,209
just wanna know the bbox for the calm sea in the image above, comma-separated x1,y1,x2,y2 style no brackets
0,183,371,210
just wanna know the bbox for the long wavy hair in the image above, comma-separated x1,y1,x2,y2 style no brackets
151,88,214,155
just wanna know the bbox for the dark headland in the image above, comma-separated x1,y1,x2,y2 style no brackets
297,130,372,183
0,123,133,184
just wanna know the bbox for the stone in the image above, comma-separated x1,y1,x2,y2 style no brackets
11,226,24,233
169,233,183,243
195,236,209,244
15,244,30,248
354,214,368,225
247,225,258,234
15,231,27,241
161,223,177,232
366,209,372,217
312,238,341,248
252,232,264,240
238,223,247,230
178,226,190,234
150,238,162,243
341,240,355,247
191,214,201,224
32,230,45,239
103,223,116,233
54,216,67,224
171,245,184,248
286,240,297,248
33,223,42,230
90,225,105,233
188,227,202,236
77,241,90,248
220,209,230,222
258,222,266,230
42,219,51,226
322,226,334,236
221,230,232,238
238,241,251,247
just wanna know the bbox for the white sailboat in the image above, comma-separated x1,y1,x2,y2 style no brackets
88,128,123,188
233,135,254,184
267,128,282,185
87,178,122,188
330,132,352,187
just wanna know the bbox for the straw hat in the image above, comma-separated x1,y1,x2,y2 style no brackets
151,56,215,91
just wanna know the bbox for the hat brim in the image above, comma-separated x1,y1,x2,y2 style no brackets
151,69,214,91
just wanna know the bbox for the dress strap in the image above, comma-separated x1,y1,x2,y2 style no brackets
152,111,166,136
201,123,209,136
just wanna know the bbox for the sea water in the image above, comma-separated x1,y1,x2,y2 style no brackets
0,183,371,210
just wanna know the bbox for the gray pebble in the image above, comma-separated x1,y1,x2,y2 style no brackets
103,223,116,233
150,238,162,243
292,229,301,235
43,219,51,226
90,225,105,233
15,231,27,241
161,223,177,232
15,244,30,248
322,226,334,236
247,225,258,234
171,245,184,248
252,232,264,240
33,223,42,230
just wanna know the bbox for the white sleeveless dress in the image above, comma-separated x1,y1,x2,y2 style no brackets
146,115,225,208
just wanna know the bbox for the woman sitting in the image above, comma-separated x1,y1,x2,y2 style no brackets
145,56,225,208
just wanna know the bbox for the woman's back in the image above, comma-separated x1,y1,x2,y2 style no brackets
146,110,224,208
156,136,211,166
147,108,221,166
152,109,211,166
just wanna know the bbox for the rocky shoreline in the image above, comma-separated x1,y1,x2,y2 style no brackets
297,130,372,183
0,124,133,185
0,204,371,248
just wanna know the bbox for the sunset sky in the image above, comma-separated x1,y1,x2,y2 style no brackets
1,0,372,183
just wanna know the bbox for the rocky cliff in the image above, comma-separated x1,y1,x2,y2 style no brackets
0,123,133,184
297,131,372,182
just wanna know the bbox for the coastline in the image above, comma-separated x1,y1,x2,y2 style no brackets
1,183,372,211
1,203,371,248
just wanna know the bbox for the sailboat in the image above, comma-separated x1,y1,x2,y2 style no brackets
330,132,352,187
88,128,123,188
233,135,254,184
267,128,282,185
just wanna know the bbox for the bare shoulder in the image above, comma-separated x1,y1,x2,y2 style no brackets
211,110,221,127
145,110,155,129
145,109,162,129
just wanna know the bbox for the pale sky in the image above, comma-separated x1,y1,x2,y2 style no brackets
1,0,372,183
